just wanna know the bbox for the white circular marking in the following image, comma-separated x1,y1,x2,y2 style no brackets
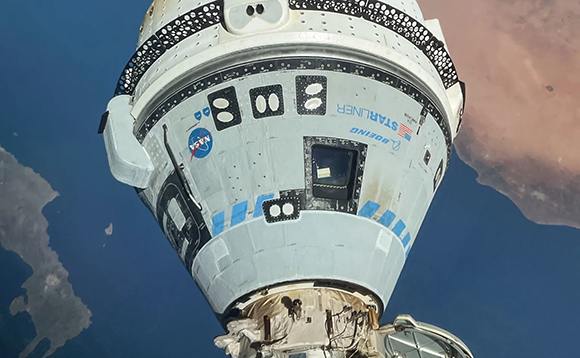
217,111,234,123
213,98,229,109
304,98,322,110
268,93,280,112
269,204,281,217
256,95,267,113
305,83,323,95
282,203,294,216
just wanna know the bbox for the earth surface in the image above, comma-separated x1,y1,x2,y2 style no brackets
0,1,579,358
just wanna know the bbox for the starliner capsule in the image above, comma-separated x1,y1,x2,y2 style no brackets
100,0,472,357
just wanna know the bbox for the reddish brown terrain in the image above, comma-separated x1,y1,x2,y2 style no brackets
419,0,580,228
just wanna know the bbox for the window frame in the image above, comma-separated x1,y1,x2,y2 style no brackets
302,136,367,215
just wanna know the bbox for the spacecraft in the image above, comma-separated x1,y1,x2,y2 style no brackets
99,0,471,357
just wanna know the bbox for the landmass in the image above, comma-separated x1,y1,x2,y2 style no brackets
419,0,580,228
0,145,92,358
105,223,113,236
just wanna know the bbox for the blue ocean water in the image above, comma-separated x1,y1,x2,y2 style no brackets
0,248,36,357
0,2,223,356
385,150,580,356
0,139,224,358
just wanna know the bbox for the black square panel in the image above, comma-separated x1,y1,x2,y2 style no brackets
296,75,327,116
207,86,242,131
249,85,285,119
262,197,301,224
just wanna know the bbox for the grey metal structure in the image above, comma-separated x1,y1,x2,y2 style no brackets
100,0,471,357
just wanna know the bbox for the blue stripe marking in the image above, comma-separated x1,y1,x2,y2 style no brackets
231,201,248,227
392,220,406,237
253,194,275,218
405,246,411,258
358,201,380,218
377,210,396,228
402,233,411,247
212,211,225,236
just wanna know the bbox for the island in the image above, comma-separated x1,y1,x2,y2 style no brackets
0,145,92,358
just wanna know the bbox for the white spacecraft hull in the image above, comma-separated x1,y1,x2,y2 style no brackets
101,0,470,357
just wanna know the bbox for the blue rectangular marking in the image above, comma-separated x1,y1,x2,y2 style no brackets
358,200,380,218
402,232,411,247
231,201,248,227
392,220,406,237
405,246,411,258
253,194,275,218
377,210,396,228
404,133,412,141
212,211,225,236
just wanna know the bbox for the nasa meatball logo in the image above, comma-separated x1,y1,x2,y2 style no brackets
188,127,213,160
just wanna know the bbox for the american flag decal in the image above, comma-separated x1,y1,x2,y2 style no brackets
398,124,413,141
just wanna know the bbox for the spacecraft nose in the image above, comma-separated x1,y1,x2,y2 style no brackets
102,0,469,356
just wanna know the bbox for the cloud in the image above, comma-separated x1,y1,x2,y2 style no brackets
105,223,113,236
419,0,580,228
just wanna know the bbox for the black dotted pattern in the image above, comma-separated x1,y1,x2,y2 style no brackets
296,75,328,116
303,136,367,214
262,197,301,223
289,0,459,89
134,56,453,169
114,0,459,98
279,189,307,210
293,0,363,16
249,85,285,119
207,86,242,131
115,1,223,96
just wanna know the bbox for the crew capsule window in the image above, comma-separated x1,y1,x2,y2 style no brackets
311,145,358,200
